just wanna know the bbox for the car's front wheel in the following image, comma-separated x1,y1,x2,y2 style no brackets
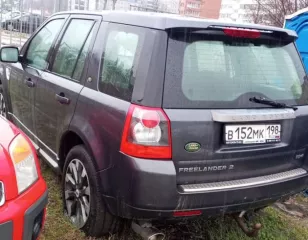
62,145,123,237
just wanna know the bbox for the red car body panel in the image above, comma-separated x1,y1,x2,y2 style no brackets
0,179,47,240
0,116,47,240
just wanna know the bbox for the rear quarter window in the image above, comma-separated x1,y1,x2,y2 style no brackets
99,23,145,102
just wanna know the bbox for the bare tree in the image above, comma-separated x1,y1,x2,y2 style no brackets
249,3,263,24
249,0,308,27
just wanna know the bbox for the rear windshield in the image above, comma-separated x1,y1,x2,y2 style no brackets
163,29,308,109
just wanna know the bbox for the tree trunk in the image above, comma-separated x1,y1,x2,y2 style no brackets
103,0,107,10
295,0,298,11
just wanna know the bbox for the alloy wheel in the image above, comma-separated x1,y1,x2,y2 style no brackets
0,93,7,118
64,159,91,229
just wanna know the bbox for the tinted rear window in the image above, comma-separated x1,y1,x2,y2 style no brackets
99,23,147,102
163,29,308,109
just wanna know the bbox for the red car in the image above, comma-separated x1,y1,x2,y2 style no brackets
0,116,47,240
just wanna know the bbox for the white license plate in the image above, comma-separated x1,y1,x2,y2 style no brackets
225,124,281,144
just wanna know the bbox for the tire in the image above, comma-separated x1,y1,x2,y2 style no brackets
0,84,8,119
62,145,123,237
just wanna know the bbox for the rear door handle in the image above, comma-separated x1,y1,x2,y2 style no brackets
24,78,35,88
55,93,70,105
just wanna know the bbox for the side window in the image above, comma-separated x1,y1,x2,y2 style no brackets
72,29,94,80
25,19,64,70
99,25,142,101
52,19,94,81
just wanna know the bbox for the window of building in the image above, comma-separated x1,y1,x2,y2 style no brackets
220,13,231,18
187,3,200,9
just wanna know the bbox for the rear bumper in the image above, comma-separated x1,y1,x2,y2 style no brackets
0,179,47,240
102,156,308,220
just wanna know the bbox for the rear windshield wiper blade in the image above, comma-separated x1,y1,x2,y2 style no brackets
249,97,298,111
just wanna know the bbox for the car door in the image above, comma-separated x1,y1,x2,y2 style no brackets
33,15,101,159
8,16,67,138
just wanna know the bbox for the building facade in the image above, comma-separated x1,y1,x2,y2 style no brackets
88,0,167,12
66,0,179,14
179,0,221,18
179,0,202,17
219,0,257,23
68,0,88,10
165,0,180,13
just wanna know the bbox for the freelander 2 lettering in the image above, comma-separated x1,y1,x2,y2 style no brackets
179,165,234,173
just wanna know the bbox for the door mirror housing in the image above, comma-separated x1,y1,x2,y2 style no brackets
0,46,19,63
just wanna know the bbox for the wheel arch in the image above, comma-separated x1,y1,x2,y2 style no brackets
58,129,99,172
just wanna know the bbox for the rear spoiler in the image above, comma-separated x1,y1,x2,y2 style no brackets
168,25,297,43
164,19,297,40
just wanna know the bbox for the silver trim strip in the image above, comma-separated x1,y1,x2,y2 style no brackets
30,139,39,151
30,139,60,172
211,109,295,123
179,168,307,193
0,182,5,207
9,113,60,172
9,112,58,157
39,149,59,169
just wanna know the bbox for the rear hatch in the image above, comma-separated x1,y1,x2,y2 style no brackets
163,26,308,185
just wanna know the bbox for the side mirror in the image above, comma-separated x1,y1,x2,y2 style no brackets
0,46,19,63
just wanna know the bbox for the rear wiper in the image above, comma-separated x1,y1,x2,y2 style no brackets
249,97,298,111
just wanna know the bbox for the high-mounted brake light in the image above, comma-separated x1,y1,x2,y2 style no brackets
223,28,260,39
120,104,172,159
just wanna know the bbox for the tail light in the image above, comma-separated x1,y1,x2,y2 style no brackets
120,104,172,159
223,28,260,38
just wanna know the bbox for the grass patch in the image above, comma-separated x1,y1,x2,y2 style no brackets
40,164,308,240
40,163,86,240
202,208,308,240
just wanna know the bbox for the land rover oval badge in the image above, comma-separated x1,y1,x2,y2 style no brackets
185,142,201,152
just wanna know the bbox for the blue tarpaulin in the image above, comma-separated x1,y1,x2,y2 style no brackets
285,9,308,197
285,8,308,72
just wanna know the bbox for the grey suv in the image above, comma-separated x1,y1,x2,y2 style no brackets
1,11,308,238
